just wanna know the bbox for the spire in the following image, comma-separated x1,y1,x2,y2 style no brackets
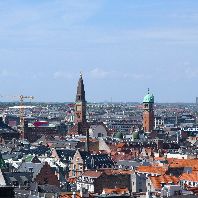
76,73,86,102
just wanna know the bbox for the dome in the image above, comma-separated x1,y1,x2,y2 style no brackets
143,93,154,103
132,132,139,140
143,89,154,103
114,131,123,139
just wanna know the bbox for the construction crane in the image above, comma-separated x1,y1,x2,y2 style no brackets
0,94,34,141
19,95,34,140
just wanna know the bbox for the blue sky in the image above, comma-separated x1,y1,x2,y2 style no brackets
0,0,198,102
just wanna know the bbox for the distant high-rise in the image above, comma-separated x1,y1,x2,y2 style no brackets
196,97,198,105
143,89,154,132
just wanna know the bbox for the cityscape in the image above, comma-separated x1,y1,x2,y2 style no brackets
0,1,198,198
0,74,197,198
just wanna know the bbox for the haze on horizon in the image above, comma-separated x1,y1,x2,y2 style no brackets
0,0,197,103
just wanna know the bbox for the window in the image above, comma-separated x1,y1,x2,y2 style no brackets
44,178,48,184
29,167,33,172
12,181,19,186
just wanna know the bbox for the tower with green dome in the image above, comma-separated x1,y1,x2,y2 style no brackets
143,88,154,132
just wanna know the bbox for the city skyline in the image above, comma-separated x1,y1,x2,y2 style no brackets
0,1,198,102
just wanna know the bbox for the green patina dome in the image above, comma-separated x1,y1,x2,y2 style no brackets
143,89,154,103
114,131,123,139
132,132,139,139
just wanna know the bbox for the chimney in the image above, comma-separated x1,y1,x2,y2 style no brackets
72,192,76,198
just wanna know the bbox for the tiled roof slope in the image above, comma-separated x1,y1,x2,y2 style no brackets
137,166,166,175
169,159,198,171
180,172,198,182
150,175,179,190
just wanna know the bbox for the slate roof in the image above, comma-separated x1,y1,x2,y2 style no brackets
0,120,18,136
17,162,44,179
115,160,141,170
21,145,50,156
2,152,23,161
77,151,114,169
3,172,33,186
38,184,61,193
56,149,76,164
89,154,114,169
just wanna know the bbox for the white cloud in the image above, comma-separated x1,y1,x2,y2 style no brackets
0,69,18,77
185,66,198,78
89,68,111,79
53,71,74,79
88,68,152,80
123,73,151,80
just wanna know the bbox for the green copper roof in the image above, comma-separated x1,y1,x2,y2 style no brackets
143,89,154,103
25,155,34,162
114,131,123,139
0,153,6,169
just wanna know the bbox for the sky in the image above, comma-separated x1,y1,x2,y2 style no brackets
0,0,198,103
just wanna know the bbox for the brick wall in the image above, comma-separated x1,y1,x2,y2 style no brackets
35,162,60,187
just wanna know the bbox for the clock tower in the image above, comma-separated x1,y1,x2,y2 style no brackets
143,88,154,132
75,73,86,124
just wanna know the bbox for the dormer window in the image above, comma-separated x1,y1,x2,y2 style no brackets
29,167,33,172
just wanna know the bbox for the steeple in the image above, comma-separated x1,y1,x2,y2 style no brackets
75,73,87,124
76,73,85,102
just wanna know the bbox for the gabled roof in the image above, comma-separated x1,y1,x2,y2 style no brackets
3,172,33,186
56,149,75,163
180,172,198,182
150,175,179,190
17,162,44,179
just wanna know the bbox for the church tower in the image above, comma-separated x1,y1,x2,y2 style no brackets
75,73,86,124
143,89,154,132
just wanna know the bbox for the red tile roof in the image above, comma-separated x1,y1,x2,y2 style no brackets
180,172,198,182
102,188,129,195
169,159,198,171
137,166,166,175
150,175,179,190
82,170,103,178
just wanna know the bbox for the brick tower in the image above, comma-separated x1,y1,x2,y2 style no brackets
143,88,154,132
75,73,86,124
